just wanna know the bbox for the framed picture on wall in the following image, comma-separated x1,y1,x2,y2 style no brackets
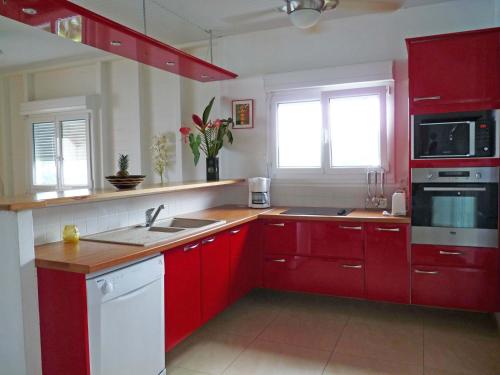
232,99,254,129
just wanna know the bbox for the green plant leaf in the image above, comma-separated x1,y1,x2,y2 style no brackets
202,97,215,126
227,129,234,144
189,133,201,165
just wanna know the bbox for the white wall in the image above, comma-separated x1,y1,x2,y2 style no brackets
181,0,496,208
0,58,185,195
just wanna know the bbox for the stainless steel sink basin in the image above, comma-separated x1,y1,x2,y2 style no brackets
154,217,224,229
81,217,226,246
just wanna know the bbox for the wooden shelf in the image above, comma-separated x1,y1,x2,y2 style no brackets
0,179,245,212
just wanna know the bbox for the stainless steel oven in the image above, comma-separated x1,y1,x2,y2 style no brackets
412,167,498,248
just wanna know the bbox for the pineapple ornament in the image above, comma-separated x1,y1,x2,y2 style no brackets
105,154,146,190
116,154,130,177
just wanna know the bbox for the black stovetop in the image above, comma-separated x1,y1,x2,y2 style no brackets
280,207,353,216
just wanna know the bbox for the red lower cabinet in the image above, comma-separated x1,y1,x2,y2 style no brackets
164,242,202,351
310,221,364,259
263,255,364,298
201,233,230,323
412,265,497,312
365,223,410,303
229,224,259,304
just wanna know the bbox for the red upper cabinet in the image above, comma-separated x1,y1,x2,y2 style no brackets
310,221,364,259
164,242,202,351
201,233,230,323
263,220,309,255
407,28,500,114
365,223,410,304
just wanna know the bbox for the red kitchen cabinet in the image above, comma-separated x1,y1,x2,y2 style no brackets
201,233,230,323
365,223,410,303
164,242,202,351
229,224,260,304
407,28,500,114
263,220,309,255
310,221,364,259
263,255,364,298
412,265,497,312
412,245,497,269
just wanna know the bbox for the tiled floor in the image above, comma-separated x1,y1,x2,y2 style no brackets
166,290,500,375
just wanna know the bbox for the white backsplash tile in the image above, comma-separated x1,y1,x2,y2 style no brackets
33,183,401,245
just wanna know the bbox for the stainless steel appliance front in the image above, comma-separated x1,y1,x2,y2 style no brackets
411,167,499,248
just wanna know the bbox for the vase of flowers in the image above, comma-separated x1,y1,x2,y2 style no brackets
180,97,234,181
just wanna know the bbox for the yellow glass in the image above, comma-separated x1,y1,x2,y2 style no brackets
63,225,80,243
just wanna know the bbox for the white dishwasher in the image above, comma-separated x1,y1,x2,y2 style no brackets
86,254,166,375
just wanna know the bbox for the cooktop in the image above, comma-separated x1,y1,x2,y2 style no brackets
280,207,353,216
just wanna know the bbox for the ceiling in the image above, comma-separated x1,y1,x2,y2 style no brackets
0,0,457,71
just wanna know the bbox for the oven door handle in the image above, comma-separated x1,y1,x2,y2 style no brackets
422,187,486,192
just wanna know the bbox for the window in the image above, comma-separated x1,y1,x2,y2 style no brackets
31,113,92,190
272,85,391,180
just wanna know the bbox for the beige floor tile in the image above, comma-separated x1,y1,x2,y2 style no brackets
259,311,346,350
335,319,424,365
281,294,353,322
424,326,500,375
166,367,211,375
424,368,469,375
166,330,253,375
203,299,280,338
324,352,423,375
223,339,331,375
349,300,424,325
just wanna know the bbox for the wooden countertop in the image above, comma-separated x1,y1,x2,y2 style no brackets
0,179,244,211
35,205,410,274
260,208,411,224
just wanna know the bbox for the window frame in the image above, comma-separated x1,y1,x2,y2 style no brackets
29,111,93,191
269,82,393,183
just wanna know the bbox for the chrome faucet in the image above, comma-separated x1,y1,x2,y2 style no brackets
145,204,165,228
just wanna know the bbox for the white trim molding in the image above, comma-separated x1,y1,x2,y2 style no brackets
20,95,100,116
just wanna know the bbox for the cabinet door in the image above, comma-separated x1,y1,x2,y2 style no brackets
408,30,500,113
412,265,497,312
263,256,364,298
263,220,309,255
164,242,202,351
310,221,364,259
201,233,230,323
365,224,410,303
229,224,254,304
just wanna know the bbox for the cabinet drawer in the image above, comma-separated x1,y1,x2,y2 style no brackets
412,245,497,269
262,220,309,255
310,221,364,259
412,265,497,312
263,256,364,298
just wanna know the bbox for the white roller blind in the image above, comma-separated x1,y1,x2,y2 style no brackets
33,122,57,186
61,119,89,186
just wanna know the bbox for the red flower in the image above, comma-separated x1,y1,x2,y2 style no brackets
192,114,203,127
179,127,191,144
213,119,222,128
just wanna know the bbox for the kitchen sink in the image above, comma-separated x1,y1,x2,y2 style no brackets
81,217,226,246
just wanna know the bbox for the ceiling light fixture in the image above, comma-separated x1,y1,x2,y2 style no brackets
21,8,38,15
166,61,176,66
200,74,209,79
110,40,122,46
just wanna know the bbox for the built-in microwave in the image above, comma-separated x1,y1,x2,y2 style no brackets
412,110,498,159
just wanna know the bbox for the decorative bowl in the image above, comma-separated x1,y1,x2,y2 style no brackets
105,175,146,190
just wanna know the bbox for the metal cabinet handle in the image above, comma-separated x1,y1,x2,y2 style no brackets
268,223,285,227
202,237,216,245
375,227,400,232
339,225,362,231
184,243,200,251
414,96,441,102
230,229,241,235
341,264,363,269
270,259,287,263
415,269,439,275
439,250,462,256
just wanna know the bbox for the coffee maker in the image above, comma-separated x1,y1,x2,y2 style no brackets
248,177,271,208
